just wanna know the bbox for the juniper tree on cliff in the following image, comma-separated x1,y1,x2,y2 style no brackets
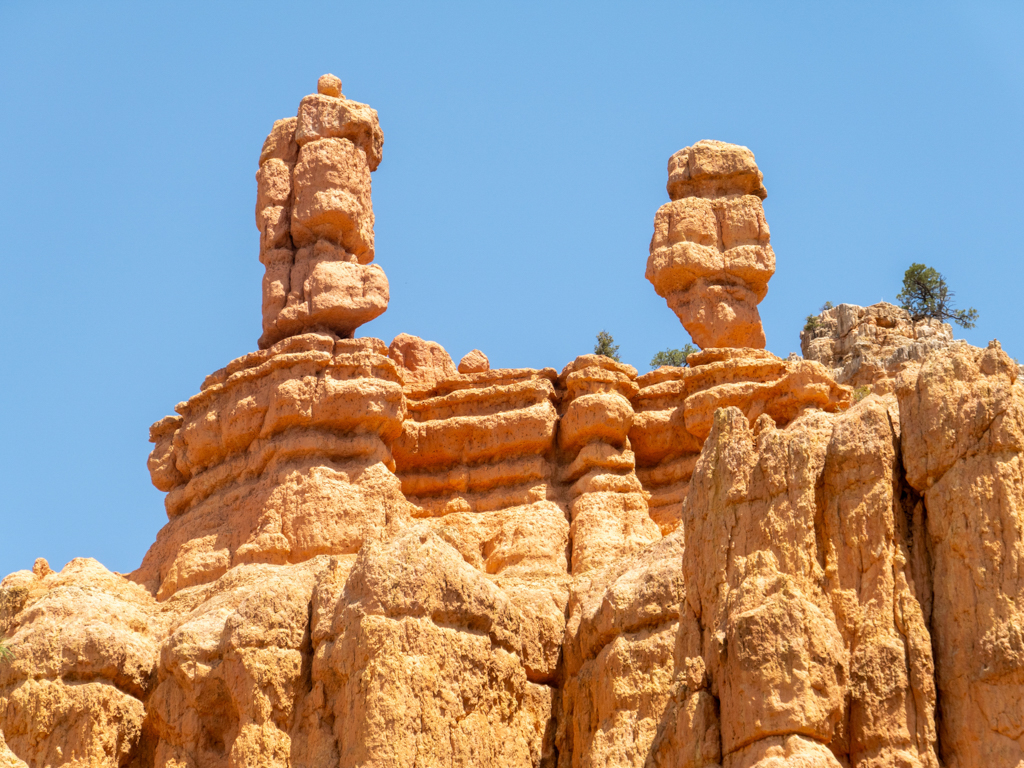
650,343,698,368
594,331,621,362
897,263,978,328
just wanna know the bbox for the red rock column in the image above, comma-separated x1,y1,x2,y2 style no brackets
558,355,659,575
256,74,388,349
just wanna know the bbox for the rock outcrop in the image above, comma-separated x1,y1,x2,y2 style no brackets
388,333,459,395
801,302,954,393
631,348,850,535
2,79,1021,768
137,333,408,599
458,349,490,374
897,341,1024,767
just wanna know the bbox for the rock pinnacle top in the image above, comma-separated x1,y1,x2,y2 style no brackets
317,73,342,97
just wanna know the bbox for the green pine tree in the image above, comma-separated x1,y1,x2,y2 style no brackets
897,263,978,328
650,343,698,368
594,331,621,362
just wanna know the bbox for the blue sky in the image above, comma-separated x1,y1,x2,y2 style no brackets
2,2,1022,576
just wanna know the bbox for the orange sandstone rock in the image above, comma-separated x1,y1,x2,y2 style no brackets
393,364,568,682
897,341,1024,767
315,526,554,767
0,559,162,767
558,356,659,575
558,531,720,768
387,333,459,394
257,77,386,349
135,333,408,599
684,400,938,767
802,301,954,393
458,349,490,373
630,347,849,534
647,141,774,349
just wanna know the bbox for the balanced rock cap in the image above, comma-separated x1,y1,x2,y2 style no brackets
318,73,342,98
458,349,490,374
667,140,767,201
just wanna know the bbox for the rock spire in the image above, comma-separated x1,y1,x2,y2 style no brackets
257,74,388,348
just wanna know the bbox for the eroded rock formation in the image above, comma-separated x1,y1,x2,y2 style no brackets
2,77,1023,768
646,141,775,350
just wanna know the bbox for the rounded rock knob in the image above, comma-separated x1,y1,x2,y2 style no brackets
318,73,342,97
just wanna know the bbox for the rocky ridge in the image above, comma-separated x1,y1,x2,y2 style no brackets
2,78,1022,768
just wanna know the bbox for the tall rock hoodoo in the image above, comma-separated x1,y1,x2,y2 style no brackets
3,82,1024,768
257,73,388,349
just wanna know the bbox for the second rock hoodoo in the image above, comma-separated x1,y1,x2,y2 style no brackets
646,139,774,350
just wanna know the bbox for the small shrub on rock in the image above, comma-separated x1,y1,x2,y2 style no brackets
650,343,698,368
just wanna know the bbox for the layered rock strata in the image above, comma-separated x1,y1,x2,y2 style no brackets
646,140,775,349
558,356,659,575
632,348,850,535
137,333,408,599
391,352,569,684
2,83,1024,768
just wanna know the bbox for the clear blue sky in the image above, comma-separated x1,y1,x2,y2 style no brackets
2,2,1022,576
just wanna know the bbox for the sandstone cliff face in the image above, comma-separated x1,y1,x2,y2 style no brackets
3,77,1023,768
897,341,1024,767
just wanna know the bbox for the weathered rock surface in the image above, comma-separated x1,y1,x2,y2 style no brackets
0,559,162,767
3,81,1022,768
897,340,1024,768
136,333,408,599
558,355,660,575
631,347,850,535
646,140,775,350
558,530,720,768
394,359,570,684
388,333,459,395
684,397,938,768
314,526,555,767
802,302,954,394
